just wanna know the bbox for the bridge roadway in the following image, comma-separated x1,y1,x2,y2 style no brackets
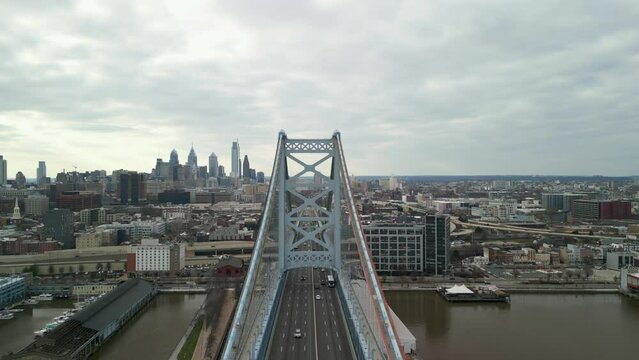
267,267,354,360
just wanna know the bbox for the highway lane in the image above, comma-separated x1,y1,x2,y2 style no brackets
267,267,354,360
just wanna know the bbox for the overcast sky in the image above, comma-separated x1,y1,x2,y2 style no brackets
1,0,638,178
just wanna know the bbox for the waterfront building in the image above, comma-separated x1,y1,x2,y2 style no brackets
7,278,157,360
231,140,240,178
424,214,450,275
37,161,46,185
43,208,74,249
0,277,26,309
25,194,49,217
209,152,218,177
0,155,7,185
363,222,424,274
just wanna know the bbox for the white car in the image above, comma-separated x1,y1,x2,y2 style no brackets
315,294,321,300
294,329,302,338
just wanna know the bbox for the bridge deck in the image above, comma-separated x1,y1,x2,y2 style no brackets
267,267,354,360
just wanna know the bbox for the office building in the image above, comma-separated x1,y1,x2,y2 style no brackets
424,214,450,275
119,172,144,205
98,219,166,240
79,208,107,226
127,238,185,272
573,200,632,220
187,145,198,170
231,140,240,178
0,155,7,185
25,194,49,217
43,208,74,249
0,277,26,309
243,155,251,179
37,161,46,185
257,171,265,183
15,171,26,189
56,191,102,211
364,223,424,274
218,165,226,178
209,152,218,177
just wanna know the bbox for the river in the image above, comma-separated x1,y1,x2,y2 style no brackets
0,294,206,359
385,291,639,360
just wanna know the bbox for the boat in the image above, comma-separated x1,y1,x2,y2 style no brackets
0,312,15,320
33,293,54,301
437,284,510,303
23,299,39,305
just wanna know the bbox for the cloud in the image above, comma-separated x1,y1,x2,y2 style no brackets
1,0,638,178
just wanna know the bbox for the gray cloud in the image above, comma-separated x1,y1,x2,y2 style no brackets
1,0,638,178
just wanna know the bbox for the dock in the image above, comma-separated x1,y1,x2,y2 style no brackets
3,278,157,360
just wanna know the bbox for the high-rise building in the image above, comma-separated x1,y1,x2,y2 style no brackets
209,152,219,177
169,149,179,166
424,214,450,275
187,145,198,169
37,161,46,186
231,141,240,178
257,171,265,183
44,208,74,249
218,165,226,177
169,149,179,181
243,155,250,179
119,171,145,205
15,171,26,189
25,194,49,217
0,155,7,185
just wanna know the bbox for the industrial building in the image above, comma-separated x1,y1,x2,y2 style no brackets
6,278,157,360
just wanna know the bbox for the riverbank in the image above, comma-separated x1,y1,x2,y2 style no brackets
383,282,619,294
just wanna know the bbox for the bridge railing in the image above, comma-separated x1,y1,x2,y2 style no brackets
222,132,285,360
334,132,405,360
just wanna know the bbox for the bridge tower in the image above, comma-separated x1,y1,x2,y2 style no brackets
222,131,405,360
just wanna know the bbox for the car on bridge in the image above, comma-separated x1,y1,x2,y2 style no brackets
315,294,321,300
294,329,302,338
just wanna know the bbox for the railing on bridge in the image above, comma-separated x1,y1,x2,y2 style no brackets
222,131,404,360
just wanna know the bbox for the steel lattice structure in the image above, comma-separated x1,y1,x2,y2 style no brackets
222,131,405,360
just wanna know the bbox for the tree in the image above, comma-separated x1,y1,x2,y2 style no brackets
58,267,65,274
68,266,74,274
78,264,85,273
583,264,594,279
48,264,55,275
105,262,112,272
96,262,103,271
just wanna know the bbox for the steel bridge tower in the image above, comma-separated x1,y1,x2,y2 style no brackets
222,131,405,359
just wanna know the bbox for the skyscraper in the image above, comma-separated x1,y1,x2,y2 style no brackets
15,171,26,189
231,140,240,178
169,149,179,166
208,152,219,177
0,155,7,185
187,145,198,169
119,171,144,205
37,161,46,185
218,165,226,177
243,155,250,179
44,208,74,249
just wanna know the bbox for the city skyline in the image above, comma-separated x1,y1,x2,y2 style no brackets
1,1,638,177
